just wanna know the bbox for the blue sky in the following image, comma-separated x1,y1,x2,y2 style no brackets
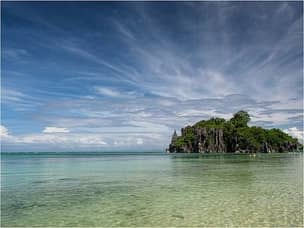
1,1,303,152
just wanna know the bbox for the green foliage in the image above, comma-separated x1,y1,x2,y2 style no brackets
266,128,297,146
223,121,235,134
249,126,267,142
194,117,226,128
170,110,301,153
183,127,195,143
230,110,250,128
174,136,185,147
236,127,261,151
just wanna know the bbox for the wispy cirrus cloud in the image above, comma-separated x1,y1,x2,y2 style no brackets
1,2,303,151
43,127,70,133
94,86,140,98
95,87,122,97
1,88,42,111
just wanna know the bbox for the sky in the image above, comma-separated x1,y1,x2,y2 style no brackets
1,1,303,152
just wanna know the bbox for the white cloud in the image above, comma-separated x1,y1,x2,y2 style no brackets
284,127,304,143
1,126,153,148
43,127,70,133
136,138,144,145
176,109,233,119
20,134,107,146
251,112,300,126
0,125,9,137
1,88,42,111
2,131,107,147
95,87,121,97
113,137,145,146
94,86,139,99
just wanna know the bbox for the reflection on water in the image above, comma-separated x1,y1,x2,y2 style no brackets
1,153,303,227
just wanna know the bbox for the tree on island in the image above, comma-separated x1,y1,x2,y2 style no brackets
168,110,302,153
230,110,250,128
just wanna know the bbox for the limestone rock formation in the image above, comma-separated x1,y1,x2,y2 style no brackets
168,111,302,153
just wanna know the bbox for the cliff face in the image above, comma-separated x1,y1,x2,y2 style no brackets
168,111,302,153
194,128,226,153
169,128,227,153
169,127,226,153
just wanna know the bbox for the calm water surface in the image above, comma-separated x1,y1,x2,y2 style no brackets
1,152,303,227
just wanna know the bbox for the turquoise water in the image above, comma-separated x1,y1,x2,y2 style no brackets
1,152,303,227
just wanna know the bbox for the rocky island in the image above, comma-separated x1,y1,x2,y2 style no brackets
168,111,302,153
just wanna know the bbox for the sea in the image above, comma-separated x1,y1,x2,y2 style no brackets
1,152,303,227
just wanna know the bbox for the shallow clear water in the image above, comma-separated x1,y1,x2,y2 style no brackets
1,152,303,227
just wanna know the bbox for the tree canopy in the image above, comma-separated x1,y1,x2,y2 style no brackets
169,110,301,153
230,110,250,128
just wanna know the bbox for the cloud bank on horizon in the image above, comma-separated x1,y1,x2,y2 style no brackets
1,2,303,151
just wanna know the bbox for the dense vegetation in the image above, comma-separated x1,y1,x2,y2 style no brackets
169,111,302,153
